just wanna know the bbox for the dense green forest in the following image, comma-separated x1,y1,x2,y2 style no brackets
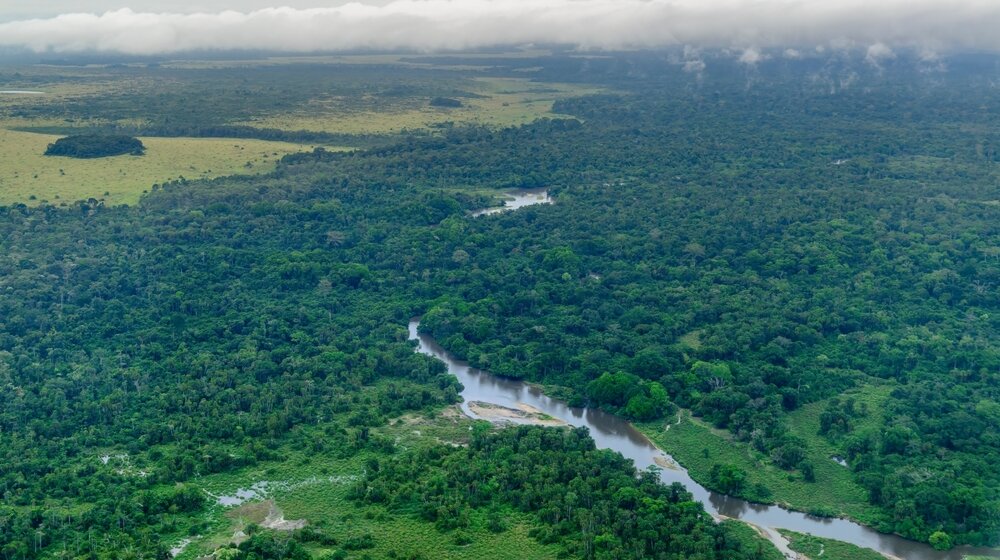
352,425,765,560
1,51,999,557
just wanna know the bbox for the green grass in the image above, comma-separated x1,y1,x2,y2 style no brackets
0,126,332,205
281,484,562,560
778,529,885,560
678,329,704,350
237,77,602,134
172,407,564,560
637,385,893,525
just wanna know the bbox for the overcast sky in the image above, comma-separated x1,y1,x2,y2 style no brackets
1,1,999,56
0,1,390,21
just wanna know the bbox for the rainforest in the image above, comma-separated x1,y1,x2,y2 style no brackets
0,42,998,560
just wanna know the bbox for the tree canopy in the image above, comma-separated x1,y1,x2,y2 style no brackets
44,134,145,158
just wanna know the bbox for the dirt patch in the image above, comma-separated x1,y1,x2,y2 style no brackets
439,404,465,420
468,401,567,426
396,404,464,426
262,503,307,531
226,500,306,536
169,538,192,558
226,500,272,524
231,529,249,546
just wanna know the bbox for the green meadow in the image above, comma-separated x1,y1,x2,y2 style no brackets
639,385,893,525
0,126,320,205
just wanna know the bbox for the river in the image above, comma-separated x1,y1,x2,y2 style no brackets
470,187,552,217
407,188,1000,560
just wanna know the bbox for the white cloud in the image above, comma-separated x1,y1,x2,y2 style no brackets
738,47,765,65
2,1,1000,55
681,44,705,74
683,59,706,73
865,42,896,67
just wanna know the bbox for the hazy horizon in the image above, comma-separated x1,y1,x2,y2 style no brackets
2,1,1000,58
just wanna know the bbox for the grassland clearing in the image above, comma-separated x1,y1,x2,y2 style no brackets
638,384,893,525
2,62,604,208
0,126,327,205
238,77,603,134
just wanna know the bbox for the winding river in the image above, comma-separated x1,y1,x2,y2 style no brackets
408,189,1000,560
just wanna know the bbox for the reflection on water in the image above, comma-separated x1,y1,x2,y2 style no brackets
471,188,552,216
410,320,1000,560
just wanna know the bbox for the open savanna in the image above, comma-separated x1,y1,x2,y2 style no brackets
639,384,893,525
0,127,323,205
238,77,603,134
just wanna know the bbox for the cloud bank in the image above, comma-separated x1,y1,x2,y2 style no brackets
3,0,1000,56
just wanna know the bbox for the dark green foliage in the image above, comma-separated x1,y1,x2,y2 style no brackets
586,372,673,420
353,426,764,560
140,484,206,515
799,461,816,483
710,464,747,495
21,123,392,150
44,134,145,158
218,533,312,560
430,97,463,108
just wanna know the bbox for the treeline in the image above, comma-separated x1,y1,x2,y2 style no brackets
21,124,393,150
103,124,388,149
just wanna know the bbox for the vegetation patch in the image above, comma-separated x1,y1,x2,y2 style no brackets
44,133,145,158
638,409,878,523
778,529,886,560
720,521,785,560
430,97,464,108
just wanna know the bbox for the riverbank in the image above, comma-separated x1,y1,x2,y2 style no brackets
468,401,567,426
778,529,891,560
637,410,881,525
411,319,1000,560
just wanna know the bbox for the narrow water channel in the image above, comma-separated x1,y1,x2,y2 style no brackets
406,187,1000,560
